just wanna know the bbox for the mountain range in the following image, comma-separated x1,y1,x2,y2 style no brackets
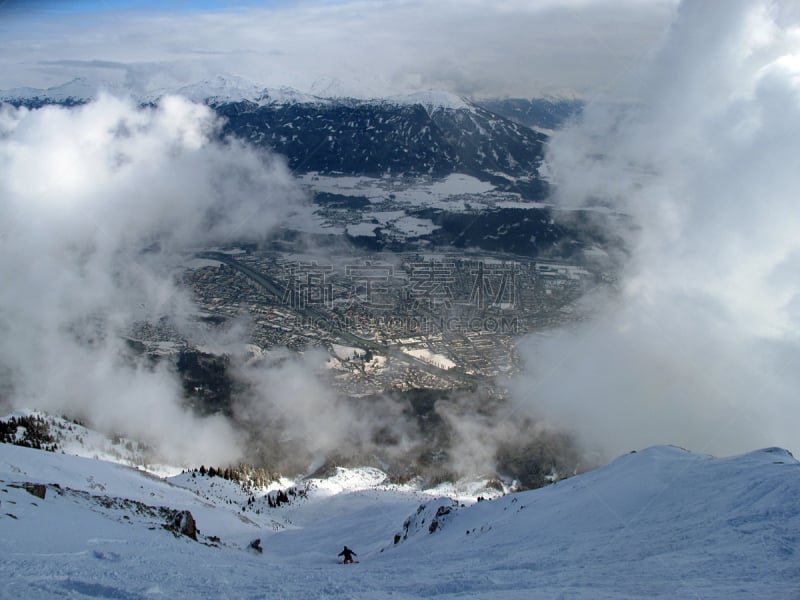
0,76,582,199
0,76,612,258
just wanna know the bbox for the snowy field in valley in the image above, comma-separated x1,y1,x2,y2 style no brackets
1,432,799,599
296,172,553,242
299,172,533,212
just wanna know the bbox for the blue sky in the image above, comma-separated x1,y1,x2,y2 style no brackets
0,0,316,15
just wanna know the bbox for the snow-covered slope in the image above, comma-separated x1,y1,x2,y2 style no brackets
387,445,800,597
1,442,798,598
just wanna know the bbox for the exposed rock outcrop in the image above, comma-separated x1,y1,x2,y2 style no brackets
164,510,198,540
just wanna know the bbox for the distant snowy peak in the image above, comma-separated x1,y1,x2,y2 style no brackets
158,76,323,106
40,77,97,100
171,74,265,104
260,86,329,106
382,90,472,112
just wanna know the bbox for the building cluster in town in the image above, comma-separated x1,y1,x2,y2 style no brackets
148,248,598,393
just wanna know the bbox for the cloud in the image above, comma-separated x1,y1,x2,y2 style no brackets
232,349,362,470
0,0,677,98
0,95,305,465
0,93,584,481
512,0,800,458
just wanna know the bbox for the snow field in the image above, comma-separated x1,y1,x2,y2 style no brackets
1,443,799,598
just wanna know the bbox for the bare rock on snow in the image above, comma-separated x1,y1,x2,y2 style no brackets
23,483,46,500
164,510,198,540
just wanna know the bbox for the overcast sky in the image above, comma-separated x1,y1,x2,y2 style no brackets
0,0,678,98
3,0,800,463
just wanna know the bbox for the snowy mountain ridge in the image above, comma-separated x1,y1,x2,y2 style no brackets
383,90,472,113
1,435,798,598
0,77,116,105
0,75,475,111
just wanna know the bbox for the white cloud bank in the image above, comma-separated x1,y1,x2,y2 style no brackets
0,95,304,465
512,0,800,458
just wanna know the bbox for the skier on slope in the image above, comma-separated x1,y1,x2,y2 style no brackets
338,545,357,564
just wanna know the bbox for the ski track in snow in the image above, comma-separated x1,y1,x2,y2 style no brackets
1,443,799,598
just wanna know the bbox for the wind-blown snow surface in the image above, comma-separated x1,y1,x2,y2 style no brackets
1,444,798,598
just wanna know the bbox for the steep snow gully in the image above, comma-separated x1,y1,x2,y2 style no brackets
1,441,799,598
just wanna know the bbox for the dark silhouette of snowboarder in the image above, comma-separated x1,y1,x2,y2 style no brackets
338,545,357,564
